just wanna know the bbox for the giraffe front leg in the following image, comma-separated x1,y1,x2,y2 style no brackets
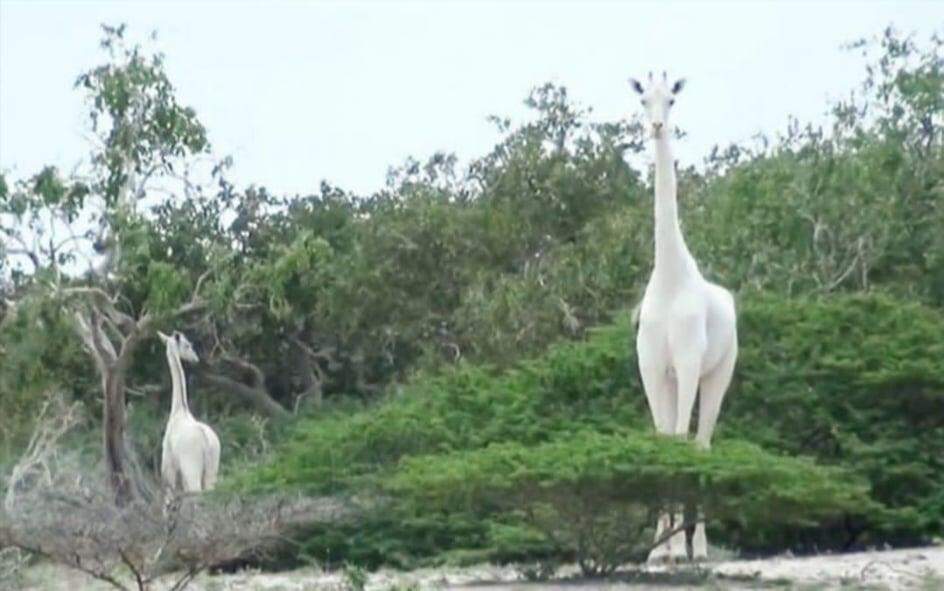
671,358,704,562
667,315,705,562
637,326,677,436
637,337,679,565
689,339,736,561
667,307,707,438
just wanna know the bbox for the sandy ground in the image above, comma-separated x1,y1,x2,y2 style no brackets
11,545,944,590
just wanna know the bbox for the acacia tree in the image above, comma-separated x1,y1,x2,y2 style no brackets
1,25,216,504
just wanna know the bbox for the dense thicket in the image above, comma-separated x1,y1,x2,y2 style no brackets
230,293,944,567
1,25,942,571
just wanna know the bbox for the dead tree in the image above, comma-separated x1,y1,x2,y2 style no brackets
3,395,82,512
1,486,289,591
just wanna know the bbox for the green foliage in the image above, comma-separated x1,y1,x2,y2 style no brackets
232,291,944,567
685,29,944,301
245,231,334,320
2,23,944,571
390,433,871,527
341,563,368,591
0,297,93,455
7,24,933,442
143,261,191,314
726,293,944,543
388,432,872,574
228,316,643,494
76,24,209,204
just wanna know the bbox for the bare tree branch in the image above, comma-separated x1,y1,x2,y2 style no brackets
3,395,83,513
74,309,116,370
220,353,267,388
201,371,289,419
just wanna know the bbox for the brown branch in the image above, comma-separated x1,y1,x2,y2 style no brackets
74,310,116,369
59,285,116,305
220,353,267,389
647,516,705,557
104,306,137,333
822,247,862,292
117,547,145,591
291,335,340,382
63,288,132,355
117,299,205,373
290,336,335,366
168,566,202,591
0,538,130,591
89,307,119,360
192,268,213,300
115,311,151,374
201,372,289,419
173,299,208,321
3,247,41,271
73,311,100,360
294,381,324,413
4,396,82,512
291,336,338,410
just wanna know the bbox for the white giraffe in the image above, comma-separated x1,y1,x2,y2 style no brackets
631,73,738,563
159,330,221,492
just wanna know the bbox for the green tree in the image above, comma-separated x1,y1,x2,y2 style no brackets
1,25,212,503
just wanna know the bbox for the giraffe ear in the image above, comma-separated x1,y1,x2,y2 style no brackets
629,78,644,94
157,331,170,343
671,78,686,94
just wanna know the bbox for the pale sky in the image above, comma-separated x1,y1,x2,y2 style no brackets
1,1,942,196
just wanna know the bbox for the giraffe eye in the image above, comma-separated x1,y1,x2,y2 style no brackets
669,99,675,106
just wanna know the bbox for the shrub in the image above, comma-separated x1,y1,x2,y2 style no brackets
387,432,874,575
725,292,944,548
232,291,944,566
229,318,646,495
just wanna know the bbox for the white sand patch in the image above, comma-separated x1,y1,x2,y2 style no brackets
13,545,944,590
711,545,944,590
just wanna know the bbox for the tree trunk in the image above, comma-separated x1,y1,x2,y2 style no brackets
102,367,133,505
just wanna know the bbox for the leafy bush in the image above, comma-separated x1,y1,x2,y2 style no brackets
2,24,942,573
388,432,873,575
725,292,944,547
233,291,944,566
228,316,644,495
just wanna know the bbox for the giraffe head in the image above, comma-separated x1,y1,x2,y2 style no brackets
158,330,200,363
629,71,686,139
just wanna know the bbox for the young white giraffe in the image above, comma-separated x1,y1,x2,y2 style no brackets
631,73,738,562
159,330,221,493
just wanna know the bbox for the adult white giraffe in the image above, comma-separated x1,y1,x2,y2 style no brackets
631,73,738,563
159,330,221,493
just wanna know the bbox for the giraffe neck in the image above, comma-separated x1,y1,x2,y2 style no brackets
166,347,190,417
652,131,695,281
